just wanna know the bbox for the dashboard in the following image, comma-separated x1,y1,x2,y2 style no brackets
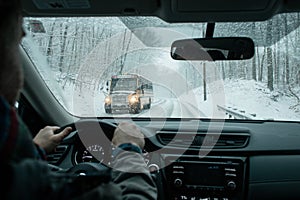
48,119,300,200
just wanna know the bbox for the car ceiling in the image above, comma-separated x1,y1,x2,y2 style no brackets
22,0,300,22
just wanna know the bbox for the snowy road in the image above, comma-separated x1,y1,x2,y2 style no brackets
100,97,206,118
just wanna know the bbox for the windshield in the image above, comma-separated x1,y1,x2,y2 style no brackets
22,15,300,121
111,78,137,91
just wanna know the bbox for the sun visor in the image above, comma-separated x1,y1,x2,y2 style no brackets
160,0,282,22
23,0,158,16
22,0,300,22
175,0,271,12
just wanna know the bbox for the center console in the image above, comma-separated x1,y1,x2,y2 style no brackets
164,156,247,200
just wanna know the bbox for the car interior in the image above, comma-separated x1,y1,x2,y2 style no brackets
17,0,300,199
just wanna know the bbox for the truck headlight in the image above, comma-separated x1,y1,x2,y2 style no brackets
129,95,139,104
105,96,111,104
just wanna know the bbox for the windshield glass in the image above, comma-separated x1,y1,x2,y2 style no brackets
22,15,300,121
111,78,137,91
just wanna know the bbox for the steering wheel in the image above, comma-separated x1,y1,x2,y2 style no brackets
55,119,117,140
48,118,162,197
53,119,154,176
52,119,117,174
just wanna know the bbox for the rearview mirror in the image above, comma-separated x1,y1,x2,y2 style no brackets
171,37,254,61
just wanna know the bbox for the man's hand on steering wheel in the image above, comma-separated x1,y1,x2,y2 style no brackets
112,122,145,149
33,126,72,153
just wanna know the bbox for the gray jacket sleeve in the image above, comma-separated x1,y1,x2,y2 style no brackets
5,154,157,200
112,151,158,200
5,159,62,200
4,159,122,200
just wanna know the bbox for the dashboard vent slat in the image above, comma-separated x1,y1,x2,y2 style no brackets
47,145,68,164
157,131,250,149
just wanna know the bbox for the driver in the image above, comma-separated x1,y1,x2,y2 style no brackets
0,0,157,199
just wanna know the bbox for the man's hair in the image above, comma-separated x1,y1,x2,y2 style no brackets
0,0,23,106
0,0,22,47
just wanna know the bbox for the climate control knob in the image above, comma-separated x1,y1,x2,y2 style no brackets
174,178,183,188
227,180,237,190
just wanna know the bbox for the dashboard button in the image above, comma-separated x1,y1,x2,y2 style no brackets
174,178,183,188
226,181,237,190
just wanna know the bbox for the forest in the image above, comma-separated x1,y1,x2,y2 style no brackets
22,13,300,112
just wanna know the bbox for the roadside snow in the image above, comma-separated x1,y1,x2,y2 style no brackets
218,79,300,121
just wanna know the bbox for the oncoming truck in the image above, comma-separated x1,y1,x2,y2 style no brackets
104,74,153,114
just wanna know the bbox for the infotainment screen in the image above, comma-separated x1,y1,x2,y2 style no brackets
184,164,224,186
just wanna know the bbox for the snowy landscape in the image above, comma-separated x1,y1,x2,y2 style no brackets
21,15,300,121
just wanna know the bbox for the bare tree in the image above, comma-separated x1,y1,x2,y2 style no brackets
46,21,56,67
267,47,274,91
119,29,133,74
284,15,290,86
258,47,266,82
58,21,69,73
251,22,257,81
252,53,257,81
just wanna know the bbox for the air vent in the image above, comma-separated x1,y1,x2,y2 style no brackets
47,145,68,164
157,132,194,146
157,131,250,149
